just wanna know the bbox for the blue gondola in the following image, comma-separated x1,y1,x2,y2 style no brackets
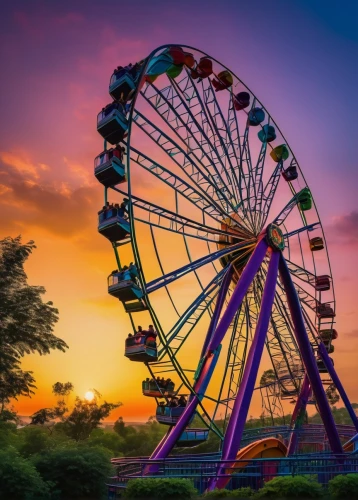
282,165,298,182
97,102,128,145
258,124,276,143
176,428,209,447
156,405,186,425
94,148,126,187
248,107,265,126
109,65,137,101
125,335,158,362
108,269,142,302
98,204,130,242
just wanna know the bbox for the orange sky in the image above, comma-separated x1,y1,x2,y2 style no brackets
1,2,358,423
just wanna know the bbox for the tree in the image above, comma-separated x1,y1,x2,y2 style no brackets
32,446,113,499
0,448,49,499
63,396,121,441
0,237,68,417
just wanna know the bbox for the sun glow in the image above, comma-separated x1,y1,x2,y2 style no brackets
84,390,95,402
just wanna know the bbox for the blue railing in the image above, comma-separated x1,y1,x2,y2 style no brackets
108,454,358,496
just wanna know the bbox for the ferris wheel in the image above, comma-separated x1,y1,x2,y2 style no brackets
94,44,349,483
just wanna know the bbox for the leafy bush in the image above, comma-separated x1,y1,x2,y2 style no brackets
328,474,358,499
203,487,254,498
255,475,323,498
0,449,49,500
32,445,113,498
124,478,197,499
19,426,53,458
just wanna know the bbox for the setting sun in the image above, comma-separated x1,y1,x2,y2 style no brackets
84,390,95,402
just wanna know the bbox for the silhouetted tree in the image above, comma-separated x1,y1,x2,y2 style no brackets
0,237,67,418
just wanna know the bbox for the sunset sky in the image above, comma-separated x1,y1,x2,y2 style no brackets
1,0,358,422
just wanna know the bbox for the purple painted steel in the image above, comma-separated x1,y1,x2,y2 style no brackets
206,238,268,352
210,249,280,490
287,375,311,455
201,266,234,357
318,342,358,432
150,239,268,461
278,255,343,454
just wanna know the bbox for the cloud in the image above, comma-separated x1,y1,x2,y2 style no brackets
326,211,358,246
0,160,102,239
0,152,41,179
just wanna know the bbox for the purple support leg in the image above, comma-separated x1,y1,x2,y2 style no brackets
287,375,311,455
279,255,343,454
201,266,234,357
210,249,280,490
318,342,358,432
150,239,268,461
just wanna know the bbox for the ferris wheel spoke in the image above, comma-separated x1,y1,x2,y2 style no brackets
285,259,316,287
283,222,320,239
114,186,233,243
200,79,244,205
149,225,181,318
146,239,255,294
257,161,284,230
142,79,240,207
128,146,227,224
162,271,228,358
173,71,243,203
133,109,239,218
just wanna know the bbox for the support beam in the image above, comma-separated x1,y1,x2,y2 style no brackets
150,238,268,461
279,255,343,454
318,342,358,432
287,375,311,455
209,249,280,490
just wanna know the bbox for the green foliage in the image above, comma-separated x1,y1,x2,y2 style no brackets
0,236,67,418
328,474,358,499
113,416,166,456
32,446,113,499
255,476,323,498
62,396,121,441
203,488,254,498
52,381,74,397
0,448,49,499
0,420,20,449
124,478,197,499
19,426,53,458
86,428,124,456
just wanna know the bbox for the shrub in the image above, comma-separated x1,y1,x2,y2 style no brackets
255,475,323,498
328,474,358,499
0,449,49,499
124,478,197,499
32,445,113,499
203,487,254,498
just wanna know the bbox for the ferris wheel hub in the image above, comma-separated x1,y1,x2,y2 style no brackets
266,224,285,251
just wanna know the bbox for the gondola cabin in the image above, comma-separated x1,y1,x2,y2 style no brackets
142,379,175,398
317,357,334,373
315,275,331,292
97,103,128,145
176,428,209,447
108,271,143,302
233,91,250,111
323,342,335,353
258,125,276,143
109,67,136,101
310,237,324,251
270,144,289,162
125,335,158,362
297,188,312,211
156,405,185,425
94,148,126,187
319,329,338,341
248,107,265,126
98,205,130,242
282,165,298,182
316,303,335,319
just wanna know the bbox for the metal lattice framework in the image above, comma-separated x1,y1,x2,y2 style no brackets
94,44,358,490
